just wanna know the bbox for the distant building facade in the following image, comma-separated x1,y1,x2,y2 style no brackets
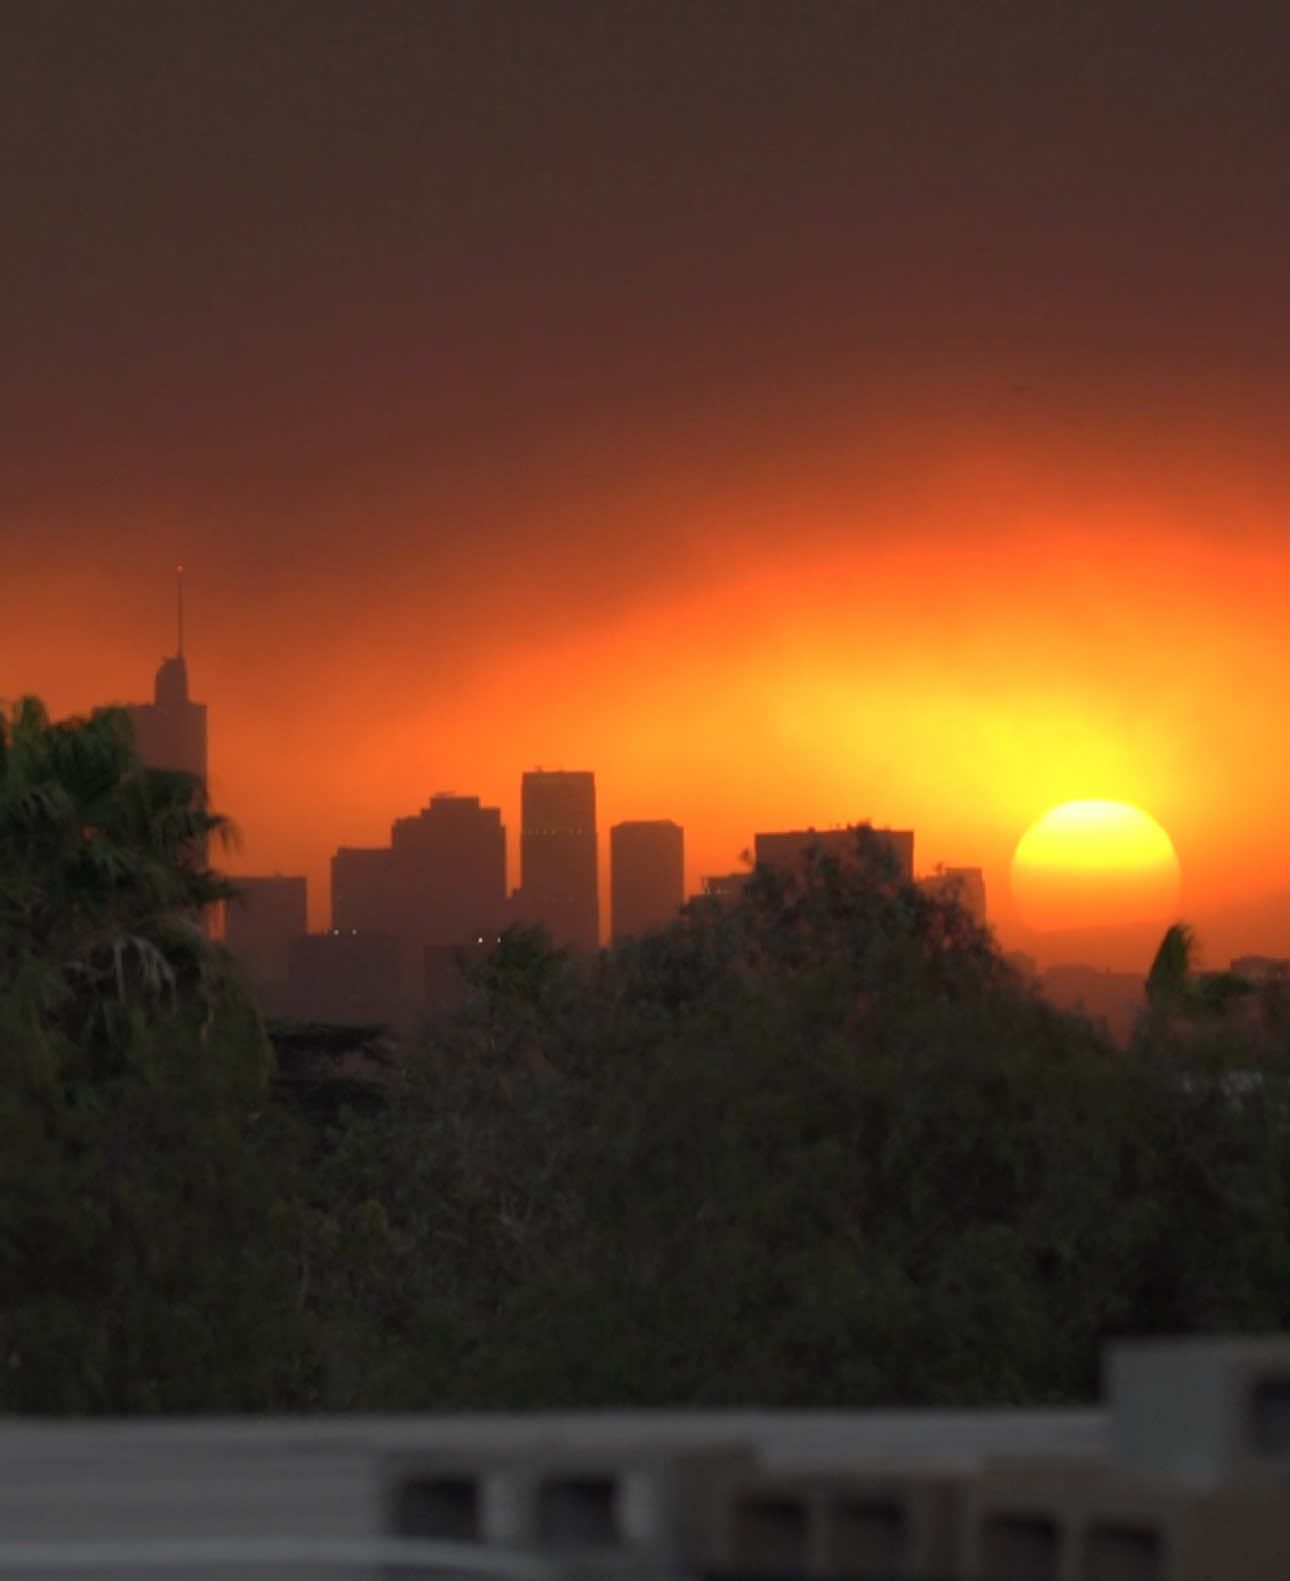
696,872,751,905
919,865,987,926
754,825,915,883
610,819,684,942
126,654,207,785
391,794,507,947
515,770,599,951
224,875,307,992
332,793,508,1002
110,632,211,931
331,846,399,935
287,931,404,1027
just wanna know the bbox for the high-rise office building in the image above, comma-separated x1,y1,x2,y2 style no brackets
224,875,308,990
610,819,684,942
517,770,599,951
332,794,508,1005
391,793,506,946
108,570,212,931
125,570,206,785
754,825,915,882
126,654,207,784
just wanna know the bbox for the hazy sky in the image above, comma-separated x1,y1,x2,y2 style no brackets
6,1,1290,962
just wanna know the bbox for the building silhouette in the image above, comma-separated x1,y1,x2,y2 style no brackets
919,864,987,925
754,824,915,882
610,819,684,942
331,846,398,936
125,570,206,785
330,796,505,992
126,654,207,784
696,872,751,905
516,770,599,951
287,931,403,1027
104,570,213,931
224,875,307,998
330,794,507,1006
391,793,506,947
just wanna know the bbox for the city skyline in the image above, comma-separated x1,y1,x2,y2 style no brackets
109,617,987,945
58,623,1286,974
9,5,1290,974
9,0,1290,1443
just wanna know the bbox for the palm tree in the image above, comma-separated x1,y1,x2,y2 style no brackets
1145,922,1197,1013
1144,920,1256,1041
0,696,243,1076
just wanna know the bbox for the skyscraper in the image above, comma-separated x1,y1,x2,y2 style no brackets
110,569,212,933
126,654,208,783
517,770,599,951
391,793,506,946
332,794,508,1006
610,819,684,942
125,568,207,784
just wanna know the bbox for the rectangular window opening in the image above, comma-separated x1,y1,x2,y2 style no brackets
730,1493,810,1573
1082,1520,1164,1581
830,1496,908,1574
980,1511,1061,1581
393,1475,480,1541
535,1476,619,1546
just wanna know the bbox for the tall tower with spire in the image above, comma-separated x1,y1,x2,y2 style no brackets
126,565,207,784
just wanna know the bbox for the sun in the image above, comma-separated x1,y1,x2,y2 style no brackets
1010,799,1182,933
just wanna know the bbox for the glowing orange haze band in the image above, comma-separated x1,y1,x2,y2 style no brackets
16,514,1287,957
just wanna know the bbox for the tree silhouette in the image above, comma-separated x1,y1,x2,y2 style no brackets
0,695,246,1078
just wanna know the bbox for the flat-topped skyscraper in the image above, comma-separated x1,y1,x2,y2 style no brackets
391,793,506,947
331,793,508,1007
611,819,683,942
517,769,599,951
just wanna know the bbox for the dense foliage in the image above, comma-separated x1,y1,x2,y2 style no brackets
2,699,1288,1410
0,699,309,1409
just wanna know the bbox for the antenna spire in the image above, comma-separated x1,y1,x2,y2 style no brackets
176,563,185,658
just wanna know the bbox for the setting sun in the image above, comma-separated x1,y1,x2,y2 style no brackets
1010,800,1182,933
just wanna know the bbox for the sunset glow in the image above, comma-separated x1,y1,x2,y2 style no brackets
8,5,1290,975
1011,801,1182,934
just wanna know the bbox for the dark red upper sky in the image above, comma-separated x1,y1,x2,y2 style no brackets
6,1,1290,960
8,0,1288,551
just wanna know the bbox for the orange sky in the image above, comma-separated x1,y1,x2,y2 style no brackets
10,426,1290,972
6,4,1290,973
